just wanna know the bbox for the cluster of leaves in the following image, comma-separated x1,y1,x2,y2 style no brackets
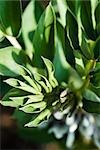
0,0,100,148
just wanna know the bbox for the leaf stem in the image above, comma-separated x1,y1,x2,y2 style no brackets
78,59,96,93
5,35,22,49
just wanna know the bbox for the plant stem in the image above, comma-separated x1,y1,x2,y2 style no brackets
78,59,96,94
5,35,22,49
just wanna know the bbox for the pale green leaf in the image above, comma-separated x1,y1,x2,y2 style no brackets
42,56,58,88
20,101,46,113
22,1,43,58
0,47,26,76
9,96,24,106
22,75,42,92
25,95,44,105
4,78,40,94
0,100,19,107
83,89,100,103
34,73,52,93
56,0,67,26
25,109,51,127
20,65,42,92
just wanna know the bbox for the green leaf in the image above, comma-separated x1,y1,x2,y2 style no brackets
20,66,42,92
91,72,100,87
66,0,80,17
90,62,100,87
0,100,19,107
42,56,58,88
83,99,100,114
0,47,26,76
10,95,44,106
9,96,24,106
89,83,100,97
75,64,85,77
0,30,4,42
66,9,80,50
80,31,94,59
25,109,51,127
24,95,44,105
74,51,85,77
56,0,67,26
80,0,96,40
4,78,40,94
32,4,55,67
90,0,98,31
1,88,24,108
22,1,43,58
54,34,82,90
83,89,100,103
66,0,75,14
34,73,52,93
1,88,44,107
20,101,46,113
95,2,100,36
22,75,42,92
57,20,75,67
2,88,27,101
0,0,21,36
93,36,100,59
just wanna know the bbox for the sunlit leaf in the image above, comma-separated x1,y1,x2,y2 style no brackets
25,95,44,105
25,109,51,127
0,47,26,76
9,96,24,106
4,78,40,94
42,56,58,88
0,100,19,107
33,4,55,67
56,0,67,26
22,0,43,58
20,101,46,113
57,20,75,67
34,73,52,93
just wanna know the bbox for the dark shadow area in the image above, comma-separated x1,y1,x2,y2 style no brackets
34,1,44,24
0,38,11,49
1,127,40,150
12,50,28,66
28,30,35,43
0,105,41,150
21,0,30,12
